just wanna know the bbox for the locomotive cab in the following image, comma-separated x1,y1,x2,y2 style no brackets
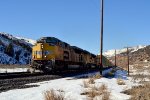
31,37,58,72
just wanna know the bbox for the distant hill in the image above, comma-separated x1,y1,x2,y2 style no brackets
103,45,150,69
103,45,146,58
0,32,36,64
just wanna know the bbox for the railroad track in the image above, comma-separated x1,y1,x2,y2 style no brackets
0,74,62,93
0,72,44,79
0,67,115,93
0,70,95,93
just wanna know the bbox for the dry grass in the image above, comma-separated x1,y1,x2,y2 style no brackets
131,74,147,83
82,74,102,89
87,74,102,85
81,74,109,100
99,84,107,92
81,84,110,100
88,77,95,84
93,74,102,79
106,71,115,77
123,83,150,100
117,78,125,85
102,90,110,100
44,89,64,100
88,85,100,98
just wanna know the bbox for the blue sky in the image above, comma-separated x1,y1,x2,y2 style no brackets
0,0,150,54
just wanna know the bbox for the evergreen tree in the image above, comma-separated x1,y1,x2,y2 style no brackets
5,43,14,57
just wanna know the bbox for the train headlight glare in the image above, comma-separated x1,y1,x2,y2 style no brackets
41,45,44,48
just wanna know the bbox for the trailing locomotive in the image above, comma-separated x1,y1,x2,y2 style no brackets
31,37,98,72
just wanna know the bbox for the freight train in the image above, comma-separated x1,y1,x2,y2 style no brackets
31,37,111,73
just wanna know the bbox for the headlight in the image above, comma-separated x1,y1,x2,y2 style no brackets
41,45,44,48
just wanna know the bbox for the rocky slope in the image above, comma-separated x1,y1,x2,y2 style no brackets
0,32,36,64
104,45,150,69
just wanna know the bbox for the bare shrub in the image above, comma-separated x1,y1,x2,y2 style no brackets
123,83,150,100
88,77,95,84
99,84,107,92
93,74,102,79
44,89,64,100
107,71,115,77
117,78,125,85
102,90,110,100
87,74,102,85
81,84,110,100
88,86,100,98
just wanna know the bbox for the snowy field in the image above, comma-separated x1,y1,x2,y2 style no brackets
0,68,29,73
0,66,149,100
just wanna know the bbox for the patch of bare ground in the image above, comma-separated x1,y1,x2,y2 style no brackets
122,65,150,100
123,83,150,100
44,89,65,100
130,74,150,83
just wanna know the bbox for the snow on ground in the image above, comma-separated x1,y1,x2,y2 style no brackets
0,68,136,100
0,68,29,73
1,66,149,100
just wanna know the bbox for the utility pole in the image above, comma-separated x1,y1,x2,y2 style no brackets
127,47,129,75
100,0,104,75
115,50,116,67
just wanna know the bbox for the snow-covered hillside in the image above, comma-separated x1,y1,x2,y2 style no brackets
15,37,36,45
0,32,36,64
103,45,146,57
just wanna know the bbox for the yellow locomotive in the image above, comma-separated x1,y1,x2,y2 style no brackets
31,37,98,72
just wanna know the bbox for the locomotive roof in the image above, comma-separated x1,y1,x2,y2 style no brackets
71,46,96,56
37,37,67,44
37,37,61,42
37,37,96,56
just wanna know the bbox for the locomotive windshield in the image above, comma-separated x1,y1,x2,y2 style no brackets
46,37,57,44
37,37,58,45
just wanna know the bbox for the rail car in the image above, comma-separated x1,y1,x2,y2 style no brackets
31,37,99,73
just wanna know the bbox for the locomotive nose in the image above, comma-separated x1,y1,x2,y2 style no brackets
32,43,55,60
